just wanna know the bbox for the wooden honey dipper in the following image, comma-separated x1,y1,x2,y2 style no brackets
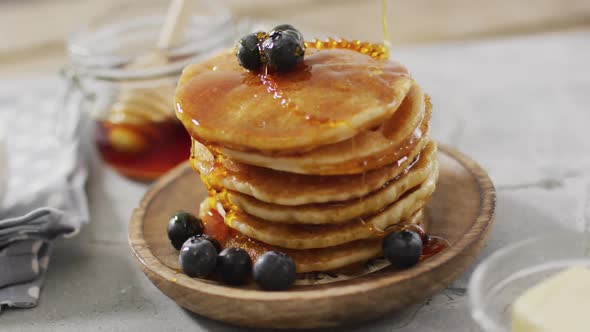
106,0,192,153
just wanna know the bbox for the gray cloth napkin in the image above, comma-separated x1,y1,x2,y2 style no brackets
0,79,88,310
0,240,51,308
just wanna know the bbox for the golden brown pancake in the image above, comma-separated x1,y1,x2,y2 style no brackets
226,141,437,224
192,134,430,206
176,48,413,153
199,200,427,273
178,43,439,274
221,83,428,175
217,159,438,249
223,118,428,176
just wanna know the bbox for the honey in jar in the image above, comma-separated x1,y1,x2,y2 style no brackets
64,1,235,180
95,118,190,181
93,86,191,180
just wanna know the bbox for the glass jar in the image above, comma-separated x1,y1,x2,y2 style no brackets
63,0,240,180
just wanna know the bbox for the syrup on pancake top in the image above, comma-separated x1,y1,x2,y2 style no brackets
175,47,412,153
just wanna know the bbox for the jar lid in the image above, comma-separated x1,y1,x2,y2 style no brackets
67,0,237,81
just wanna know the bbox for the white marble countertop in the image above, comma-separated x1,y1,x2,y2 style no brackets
1,30,590,331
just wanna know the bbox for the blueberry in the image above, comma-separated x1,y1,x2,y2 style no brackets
179,237,217,278
382,230,423,268
217,248,252,285
261,29,305,73
192,234,222,253
167,211,203,250
253,251,296,291
270,24,296,33
236,32,264,71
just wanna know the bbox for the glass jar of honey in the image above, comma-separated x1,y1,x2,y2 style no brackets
64,0,239,180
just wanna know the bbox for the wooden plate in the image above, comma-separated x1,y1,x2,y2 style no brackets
129,144,495,329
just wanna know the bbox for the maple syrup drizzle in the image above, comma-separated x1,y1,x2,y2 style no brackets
258,70,293,109
385,223,450,260
304,38,389,60
381,0,392,52
421,236,450,260
257,62,336,126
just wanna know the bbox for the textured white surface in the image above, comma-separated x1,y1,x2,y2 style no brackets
0,81,74,211
0,78,87,227
0,30,589,331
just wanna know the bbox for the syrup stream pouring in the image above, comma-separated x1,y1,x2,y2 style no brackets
381,0,392,53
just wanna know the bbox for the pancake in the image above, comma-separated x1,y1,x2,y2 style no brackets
192,134,430,206
180,41,439,275
176,48,413,153
219,159,438,249
219,120,426,175
226,141,437,224
221,84,428,175
199,200,427,273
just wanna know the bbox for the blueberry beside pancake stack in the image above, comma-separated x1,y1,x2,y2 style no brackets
175,28,438,275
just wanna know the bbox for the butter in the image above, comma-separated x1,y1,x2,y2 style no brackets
512,267,590,332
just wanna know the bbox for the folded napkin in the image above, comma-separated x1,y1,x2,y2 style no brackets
0,79,88,310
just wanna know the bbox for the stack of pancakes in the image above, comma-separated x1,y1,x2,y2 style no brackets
175,47,438,273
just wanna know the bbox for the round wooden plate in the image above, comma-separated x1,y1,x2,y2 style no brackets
129,144,495,329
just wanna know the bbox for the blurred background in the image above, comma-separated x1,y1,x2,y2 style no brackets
1,0,589,78
0,0,589,331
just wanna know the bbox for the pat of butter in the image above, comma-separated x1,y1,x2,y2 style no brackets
512,267,590,332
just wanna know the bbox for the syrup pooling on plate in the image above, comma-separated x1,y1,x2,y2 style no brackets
385,223,450,260
176,47,411,153
421,236,449,259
